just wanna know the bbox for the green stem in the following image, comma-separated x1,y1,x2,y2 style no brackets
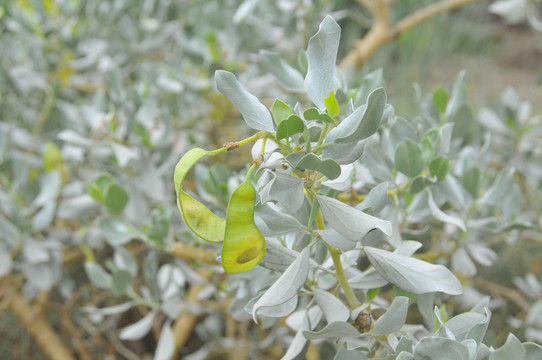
305,189,360,309
314,122,329,154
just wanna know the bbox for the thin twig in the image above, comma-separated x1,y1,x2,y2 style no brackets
472,278,531,313
341,0,483,70
1,289,76,360
169,242,219,265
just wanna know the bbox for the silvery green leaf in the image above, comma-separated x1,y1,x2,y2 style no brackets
215,70,274,131
0,247,12,277
395,139,424,178
260,238,299,271
153,321,175,360
85,262,112,289
452,248,476,276
436,123,454,155
114,246,138,278
444,70,466,121
479,167,515,206
31,202,56,232
394,241,423,257
414,337,470,360
396,352,414,360
322,138,366,165
333,349,369,360
255,203,303,235
304,15,340,110
283,308,323,360
322,164,354,191
490,333,525,360
285,151,306,168
269,173,305,212
23,238,50,263
390,117,418,151
527,300,542,326
466,244,497,267
334,88,387,143
100,217,134,246
119,310,158,341
373,296,409,335
355,68,384,107
364,247,463,295
252,247,310,322
259,50,305,92
445,311,489,342
396,336,414,354
349,268,388,289
33,170,61,208
357,182,389,213
427,190,466,231
317,195,392,241
313,288,350,323
303,321,361,340
318,229,357,250
282,329,309,360
524,342,542,360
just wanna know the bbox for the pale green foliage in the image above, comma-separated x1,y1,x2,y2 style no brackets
1,1,541,359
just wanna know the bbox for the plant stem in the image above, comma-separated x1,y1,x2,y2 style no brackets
315,209,360,308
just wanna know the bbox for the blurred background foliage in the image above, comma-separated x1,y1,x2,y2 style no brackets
0,0,541,359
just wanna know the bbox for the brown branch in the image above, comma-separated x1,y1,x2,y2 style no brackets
169,242,219,265
340,0,483,70
2,289,75,360
472,278,531,313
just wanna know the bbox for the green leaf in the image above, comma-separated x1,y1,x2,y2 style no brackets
429,155,449,182
87,182,104,202
462,167,482,198
395,139,424,178
296,153,341,180
104,183,129,216
419,137,435,165
304,15,340,110
272,99,293,125
276,114,305,140
432,86,449,114
324,91,340,117
303,107,335,123
367,288,379,301
112,270,133,294
215,70,274,131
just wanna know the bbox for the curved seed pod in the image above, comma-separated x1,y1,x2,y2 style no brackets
221,175,266,273
174,148,226,242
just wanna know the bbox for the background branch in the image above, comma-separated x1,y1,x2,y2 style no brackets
341,0,483,70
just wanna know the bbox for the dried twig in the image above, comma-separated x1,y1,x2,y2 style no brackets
169,242,219,265
341,0,483,70
1,289,75,360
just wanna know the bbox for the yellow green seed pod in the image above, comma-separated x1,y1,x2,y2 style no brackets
174,148,226,243
221,171,266,273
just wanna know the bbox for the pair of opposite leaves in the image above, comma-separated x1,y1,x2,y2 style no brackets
174,148,265,273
